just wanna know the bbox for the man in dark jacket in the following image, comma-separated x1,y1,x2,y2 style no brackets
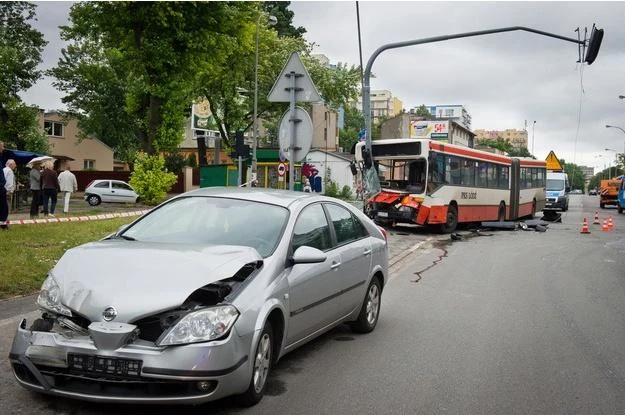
0,142,8,229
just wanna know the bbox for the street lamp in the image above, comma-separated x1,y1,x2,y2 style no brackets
605,147,617,179
618,95,625,100
251,13,278,182
531,120,536,155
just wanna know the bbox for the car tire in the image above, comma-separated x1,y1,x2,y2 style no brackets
239,322,273,407
350,277,382,334
438,204,458,234
86,194,101,206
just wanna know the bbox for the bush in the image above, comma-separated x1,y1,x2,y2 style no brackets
186,153,197,168
340,185,353,200
129,153,177,205
164,152,186,174
324,179,340,198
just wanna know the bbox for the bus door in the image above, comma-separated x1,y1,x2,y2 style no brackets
510,159,520,220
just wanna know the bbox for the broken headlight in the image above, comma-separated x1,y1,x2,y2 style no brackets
156,305,239,346
36,275,72,317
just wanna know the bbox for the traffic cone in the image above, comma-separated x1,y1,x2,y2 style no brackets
608,216,614,231
602,219,609,232
580,218,591,234
593,211,600,224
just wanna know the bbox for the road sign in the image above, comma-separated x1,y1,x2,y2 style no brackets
545,150,563,171
277,162,286,177
278,106,313,162
267,52,321,103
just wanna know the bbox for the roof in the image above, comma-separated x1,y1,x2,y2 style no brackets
307,149,354,162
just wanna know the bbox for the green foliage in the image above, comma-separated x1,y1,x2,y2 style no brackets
339,105,364,153
164,152,187,174
563,163,585,190
263,1,306,39
0,2,47,149
340,185,353,200
413,104,431,117
324,179,340,198
477,137,513,153
186,153,197,168
508,146,534,158
129,153,177,205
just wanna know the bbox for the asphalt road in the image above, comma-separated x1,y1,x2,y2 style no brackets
1,194,624,414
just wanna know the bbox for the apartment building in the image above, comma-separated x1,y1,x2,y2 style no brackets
353,90,403,125
473,128,529,149
410,104,472,130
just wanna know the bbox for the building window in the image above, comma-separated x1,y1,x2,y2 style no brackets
44,121,64,137
444,109,454,117
84,159,95,170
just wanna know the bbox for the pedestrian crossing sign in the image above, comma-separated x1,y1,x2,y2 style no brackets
545,151,563,171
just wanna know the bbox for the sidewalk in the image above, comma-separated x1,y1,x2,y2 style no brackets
6,192,151,225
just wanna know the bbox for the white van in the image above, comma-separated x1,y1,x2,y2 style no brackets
544,171,569,211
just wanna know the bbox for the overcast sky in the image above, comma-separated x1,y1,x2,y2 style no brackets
21,1,625,171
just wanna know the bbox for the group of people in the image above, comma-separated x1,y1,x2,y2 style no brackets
0,141,78,230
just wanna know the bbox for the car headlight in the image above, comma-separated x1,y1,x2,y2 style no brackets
156,305,239,346
36,275,72,317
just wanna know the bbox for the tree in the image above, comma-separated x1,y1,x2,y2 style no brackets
339,105,365,153
508,147,534,158
0,2,48,151
477,137,513,153
263,1,306,39
51,1,254,160
563,162,585,190
413,104,431,118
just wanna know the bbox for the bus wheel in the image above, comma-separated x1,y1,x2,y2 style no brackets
498,203,506,222
439,204,458,234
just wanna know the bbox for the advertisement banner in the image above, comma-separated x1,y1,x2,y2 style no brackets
410,120,449,140
191,99,218,131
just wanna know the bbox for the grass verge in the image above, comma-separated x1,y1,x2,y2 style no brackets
0,218,133,300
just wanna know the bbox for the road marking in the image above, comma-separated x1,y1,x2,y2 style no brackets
6,210,150,226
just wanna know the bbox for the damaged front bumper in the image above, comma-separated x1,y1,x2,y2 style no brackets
9,317,254,405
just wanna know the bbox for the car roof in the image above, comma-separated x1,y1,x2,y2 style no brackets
180,187,331,209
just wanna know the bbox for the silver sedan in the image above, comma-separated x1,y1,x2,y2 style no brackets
10,188,388,406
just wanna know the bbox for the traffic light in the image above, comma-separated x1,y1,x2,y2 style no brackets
584,25,604,65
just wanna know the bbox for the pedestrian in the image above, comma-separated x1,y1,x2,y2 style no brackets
0,158,7,230
0,141,6,168
58,164,77,214
41,160,60,218
3,159,17,214
29,162,42,219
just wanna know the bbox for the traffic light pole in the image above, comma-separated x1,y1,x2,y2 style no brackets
361,26,586,194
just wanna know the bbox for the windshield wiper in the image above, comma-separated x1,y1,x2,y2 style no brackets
107,234,136,241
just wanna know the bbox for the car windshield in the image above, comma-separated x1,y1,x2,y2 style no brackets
121,196,289,257
546,179,565,191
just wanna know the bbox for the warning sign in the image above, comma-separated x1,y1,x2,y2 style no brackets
545,151,563,171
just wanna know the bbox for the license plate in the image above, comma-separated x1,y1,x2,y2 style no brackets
68,353,142,377
377,211,388,218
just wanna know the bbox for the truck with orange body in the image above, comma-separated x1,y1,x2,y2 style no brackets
599,178,622,209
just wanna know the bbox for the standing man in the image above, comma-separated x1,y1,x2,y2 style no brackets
1,159,16,229
58,164,77,214
29,162,42,219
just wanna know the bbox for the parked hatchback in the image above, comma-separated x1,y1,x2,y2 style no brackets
10,188,389,406
84,179,139,206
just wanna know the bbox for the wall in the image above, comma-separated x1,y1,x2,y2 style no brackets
304,151,355,194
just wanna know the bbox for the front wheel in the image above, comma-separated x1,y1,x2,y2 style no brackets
239,323,273,407
350,278,382,333
439,204,458,234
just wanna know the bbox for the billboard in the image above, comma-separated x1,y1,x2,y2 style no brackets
410,120,449,140
191,99,218,131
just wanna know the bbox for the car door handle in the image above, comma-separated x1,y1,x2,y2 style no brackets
330,261,341,270
363,249,372,256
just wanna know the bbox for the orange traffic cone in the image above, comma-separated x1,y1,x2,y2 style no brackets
580,218,591,234
608,216,614,231
593,211,600,224
602,219,609,232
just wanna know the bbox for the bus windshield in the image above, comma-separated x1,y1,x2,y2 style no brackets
378,158,427,193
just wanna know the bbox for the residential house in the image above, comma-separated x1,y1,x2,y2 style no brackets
380,113,475,147
39,110,114,171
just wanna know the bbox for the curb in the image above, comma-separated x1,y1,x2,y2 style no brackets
5,209,151,226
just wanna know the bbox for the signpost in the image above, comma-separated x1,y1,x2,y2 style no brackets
268,52,320,190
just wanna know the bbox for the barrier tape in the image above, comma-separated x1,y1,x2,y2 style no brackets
4,210,151,226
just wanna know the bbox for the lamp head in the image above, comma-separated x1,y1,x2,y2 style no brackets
268,15,278,26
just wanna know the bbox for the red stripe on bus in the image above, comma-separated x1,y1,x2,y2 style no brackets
429,141,547,168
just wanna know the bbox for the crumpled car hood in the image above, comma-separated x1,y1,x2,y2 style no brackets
50,241,262,322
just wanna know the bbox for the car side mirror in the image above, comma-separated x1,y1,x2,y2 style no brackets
290,246,327,265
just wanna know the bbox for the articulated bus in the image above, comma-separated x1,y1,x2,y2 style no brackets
355,139,546,233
